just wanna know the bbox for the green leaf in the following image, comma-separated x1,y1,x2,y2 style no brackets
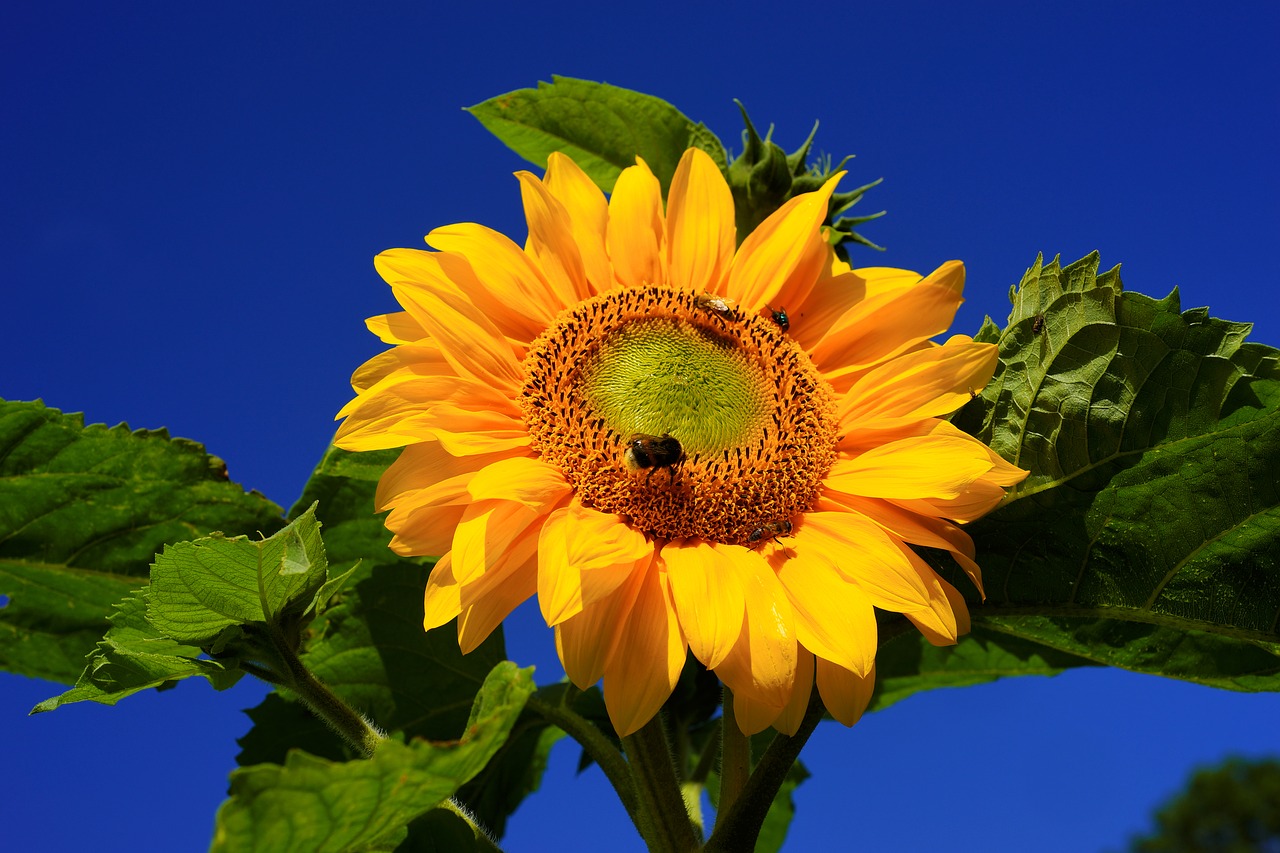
0,399,283,683
944,253,1280,688
31,587,243,712
212,662,535,853
467,75,727,195
147,504,327,643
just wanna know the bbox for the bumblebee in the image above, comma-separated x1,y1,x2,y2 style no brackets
767,305,790,332
624,433,685,483
694,292,739,320
748,519,793,550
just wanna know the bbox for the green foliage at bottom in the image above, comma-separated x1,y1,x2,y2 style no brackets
1125,757,1280,853
212,662,535,853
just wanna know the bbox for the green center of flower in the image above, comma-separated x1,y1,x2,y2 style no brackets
581,319,770,456
519,284,839,545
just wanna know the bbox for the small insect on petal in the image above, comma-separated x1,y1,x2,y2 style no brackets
748,519,794,555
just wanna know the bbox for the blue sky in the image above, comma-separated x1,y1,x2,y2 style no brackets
3,3,1278,851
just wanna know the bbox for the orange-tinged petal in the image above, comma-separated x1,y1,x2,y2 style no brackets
387,500,466,558
336,374,510,450
711,548,798,716
419,405,530,456
458,554,538,654
450,499,542,586
726,174,841,312
824,436,998,501
555,565,636,689
663,540,746,669
537,500,643,627
602,559,686,737
425,223,562,333
606,158,665,288
666,148,734,293
543,153,612,294
853,266,928,300
815,657,875,727
376,441,517,510
389,279,523,392
786,265,869,353
795,511,935,613
466,456,572,509
812,279,966,387
517,171,592,306
839,338,997,425
775,539,878,676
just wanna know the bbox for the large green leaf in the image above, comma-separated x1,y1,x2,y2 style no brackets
146,504,329,643
31,587,243,712
212,662,535,853
467,75,727,195
937,254,1280,689
0,399,283,683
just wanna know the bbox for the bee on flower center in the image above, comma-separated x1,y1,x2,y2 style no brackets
624,433,686,483
748,519,794,552
767,305,790,332
694,292,739,321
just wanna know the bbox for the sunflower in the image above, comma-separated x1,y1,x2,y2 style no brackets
336,148,1026,737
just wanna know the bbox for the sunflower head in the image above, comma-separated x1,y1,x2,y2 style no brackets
336,147,1026,737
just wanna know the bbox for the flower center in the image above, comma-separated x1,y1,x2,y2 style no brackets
519,285,838,544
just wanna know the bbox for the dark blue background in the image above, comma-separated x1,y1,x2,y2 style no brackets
3,3,1278,850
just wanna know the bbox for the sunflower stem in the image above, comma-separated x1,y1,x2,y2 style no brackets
259,622,385,758
717,690,751,821
525,692,639,824
704,692,825,853
622,715,702,853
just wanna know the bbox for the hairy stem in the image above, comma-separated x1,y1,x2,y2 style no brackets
622,716,702,853
525,692,639,823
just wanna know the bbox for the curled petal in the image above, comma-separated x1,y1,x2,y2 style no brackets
712,548,798,720
517,171,593,306
543,153,611,293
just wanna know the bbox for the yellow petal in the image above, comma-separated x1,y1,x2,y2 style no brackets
770,647,815,736
905,573,971,646
336,374,515,451
450,499,542,586
796,511,939,613
365,311,428,344
388,278,523,392
419,405,531,456
457,553,538,654
775,536,878,676
663,540,746,669
824,436,998,501
517,171,592,306
555,550,655,689
666,148,734,293
543,153,612,294
602,559,686,737
606,158,666,288
726,174,841,312
423,553,461,630
815,657,875,727
712,549,798,715
466,456,572,509
425,223,562,335
350,344,449,393
812,273,967,387
839,338,997,425
786,265,869,353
